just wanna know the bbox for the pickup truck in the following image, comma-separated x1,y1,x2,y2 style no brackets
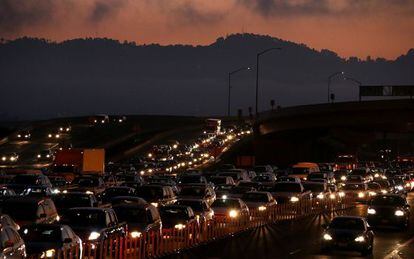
61,207,126,248
270,182,311,204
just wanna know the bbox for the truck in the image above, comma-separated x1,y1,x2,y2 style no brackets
204,118,221,135
51,148,105,181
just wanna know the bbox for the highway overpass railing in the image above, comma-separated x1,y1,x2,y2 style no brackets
28,196,354,259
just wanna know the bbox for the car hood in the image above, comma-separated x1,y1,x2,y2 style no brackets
245,202,265,208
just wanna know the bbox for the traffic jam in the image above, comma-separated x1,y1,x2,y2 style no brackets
0,117,413,258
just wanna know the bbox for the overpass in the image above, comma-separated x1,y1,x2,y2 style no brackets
253,99,414,165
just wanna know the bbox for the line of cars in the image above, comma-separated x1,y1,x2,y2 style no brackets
319,164,414,256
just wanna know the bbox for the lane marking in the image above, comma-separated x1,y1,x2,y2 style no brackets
384,236,414,259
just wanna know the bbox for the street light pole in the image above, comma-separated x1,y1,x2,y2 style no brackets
228,67,250,116
327,71,345,103
344,77,362,101
255,47,281,116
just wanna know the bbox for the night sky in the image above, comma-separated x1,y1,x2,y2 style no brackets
1,0,414,59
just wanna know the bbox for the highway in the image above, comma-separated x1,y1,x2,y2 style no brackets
167,194,414,259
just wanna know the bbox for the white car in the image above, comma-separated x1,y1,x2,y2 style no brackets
241,191,277,212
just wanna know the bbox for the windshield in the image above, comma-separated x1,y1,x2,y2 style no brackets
342,184,366,191
72,178,99,187
63,210,106,228
159,207,189,221
291,168,308,175
180,187,205,197
3,202,38,220
113,207,147,223
11,175,40,185
302,184,325,193
210,178,227,185
53,195,92,208
20,225,61,242
242,193,268,202
272,183,302,192
330,218,365,230
179,176,202,184
175,200,204,212
136,187,163,200
211,199,239,208
371,196,405,206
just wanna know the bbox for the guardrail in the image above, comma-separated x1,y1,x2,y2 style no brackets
28,196,354,259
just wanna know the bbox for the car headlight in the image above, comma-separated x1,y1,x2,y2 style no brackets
41,249,56,258
85,191,94,195
17,134,21,138
1,156,6,161
88,231,101,240
323,233,333,241
369,191,377,196
222,195,227,199
148,153,153,158
395,210,404,216
48,134,52,138
10,156,16,161
396,185,403,191
358,192,365,198
329,194,336,199
174,224,186,230
290,196,299,203
37,154,41,158
258,206,267,211
130,231,142,238
338,191,345,197
354,235,365,242
229,209,238,218
406,183,411,187
317,193,324,200
380,189,388,194
367,208,376,214
374,173,379,178
340,176,347,181
151,202,158,207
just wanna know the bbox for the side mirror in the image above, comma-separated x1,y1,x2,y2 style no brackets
63,238,72,243
4,240,14,248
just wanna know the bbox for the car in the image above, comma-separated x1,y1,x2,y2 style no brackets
177,174,208,185
334,170,350,183
348,168,372,182
100,186,136,203
270,182,311,204
217,170,250,184
302,182,332,201
135,185,176,207
113,203,161,237
61,208,126,246
0,214,20,230
214,185,233,199
159,205,198,230
52,192,99,215
340,183,369,203
0,153,19,164
321,216,374,255
110,196,147,206
7,174,52,194
19,223,82,257
229,186,256,199
276,176,301,183
237,181,261,189
16,130,31,140
252,174,277,184
241,191,277,212
253,165,274,174
211,198,249,221
1,197,59,226
21,186,53,197
35,150,55,162
367,194,410,229
47,132,61,139
70,175,106,196
0,224,26,258
48,176,70,188
0,187,16,202
179,185,216,205
174,198,215,221
373,179,392,194
58,125,71,133
209,176,235,186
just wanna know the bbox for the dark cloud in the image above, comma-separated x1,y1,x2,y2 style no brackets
0,0,125,35
173,4,225,25
89,0,125,23
239,0,414,17
0,0,54,35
